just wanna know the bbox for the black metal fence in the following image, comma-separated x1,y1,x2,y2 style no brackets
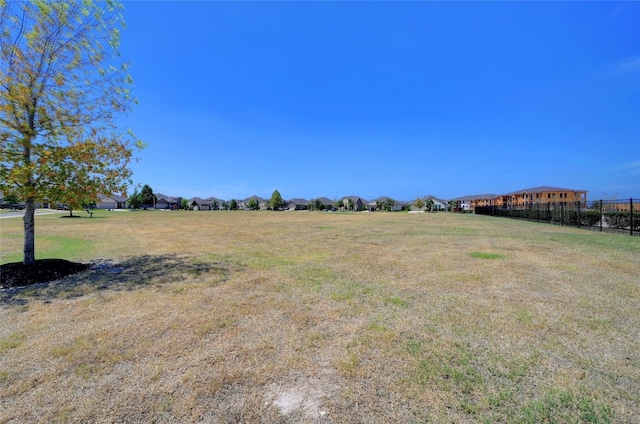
475,199,639,236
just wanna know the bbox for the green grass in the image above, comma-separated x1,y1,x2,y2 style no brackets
515,389,614,424
469,251,506,259
0,331,24,353
384,296,409,308
1,213,98,264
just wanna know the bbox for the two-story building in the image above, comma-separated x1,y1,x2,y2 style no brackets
450,194,496,212
500,186,588,208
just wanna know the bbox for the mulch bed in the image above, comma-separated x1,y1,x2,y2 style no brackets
0,259,89,289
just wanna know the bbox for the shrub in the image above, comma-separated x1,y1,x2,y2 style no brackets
604,212,640,231
565,211,601,227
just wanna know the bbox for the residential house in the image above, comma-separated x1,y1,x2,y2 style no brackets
207,197,225,210
367,196,404,211
450,194,496,212
319,197,335,210
342,196,366,211
608,201,640,212
313,197,335,210
411,195,448,212
155,193,182,210
97,194,128,209
240,195,268,210
286,198,309,211
187,197,211,210
499,186,588,209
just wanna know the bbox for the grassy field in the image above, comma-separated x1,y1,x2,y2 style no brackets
1,210,638,423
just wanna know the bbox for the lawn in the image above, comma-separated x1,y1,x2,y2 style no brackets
1,210,638,423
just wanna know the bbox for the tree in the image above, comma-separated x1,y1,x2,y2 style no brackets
1,1,142,264
180,198,188,210
61,178,96,217
383,197,396,212
248,197,259,210
229,199,238,210
425,198,434,212
309,198,324,211
211,200,219,210
3,192,19,205
270,190,283,210
414,197,425,210
127,188,141,209
139,184,155,208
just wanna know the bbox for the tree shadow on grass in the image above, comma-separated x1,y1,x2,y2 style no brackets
0,255,239,307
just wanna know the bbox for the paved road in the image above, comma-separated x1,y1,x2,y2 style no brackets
0,209,68,219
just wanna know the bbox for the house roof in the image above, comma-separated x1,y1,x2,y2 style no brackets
287,198,309,205
205,197,225,203
373,196,395,202
450,194,497,201
99,194,127,202
187,197,208,204
156,193,180,203
342,195,367,203
317,197,334,205
243,195,266,202
422,195,448,204
505,186,588,195
368,197,408,207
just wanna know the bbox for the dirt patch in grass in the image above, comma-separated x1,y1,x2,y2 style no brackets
0,259,89,289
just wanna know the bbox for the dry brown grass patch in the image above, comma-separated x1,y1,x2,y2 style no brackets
1,210,638,422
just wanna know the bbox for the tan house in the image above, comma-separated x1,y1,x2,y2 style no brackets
239,195,268,210
451,194,496,212
608,201,640,212
495,186,587,209
187,197,211,210
286,198,309,211
97,194,127,209
342,196,366,211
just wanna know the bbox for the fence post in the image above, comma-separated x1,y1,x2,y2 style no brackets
599,200,603,232
631,198,634,237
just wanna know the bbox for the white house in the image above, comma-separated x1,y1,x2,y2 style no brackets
97,194,127,209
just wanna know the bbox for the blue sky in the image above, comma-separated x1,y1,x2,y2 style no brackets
119,1,639,202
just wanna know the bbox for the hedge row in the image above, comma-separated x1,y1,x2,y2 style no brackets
476,207,640,231
604,212,640,231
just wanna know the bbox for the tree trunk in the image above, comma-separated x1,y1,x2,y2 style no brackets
23,197,36,265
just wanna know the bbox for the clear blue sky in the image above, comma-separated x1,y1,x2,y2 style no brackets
119,1,639,202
